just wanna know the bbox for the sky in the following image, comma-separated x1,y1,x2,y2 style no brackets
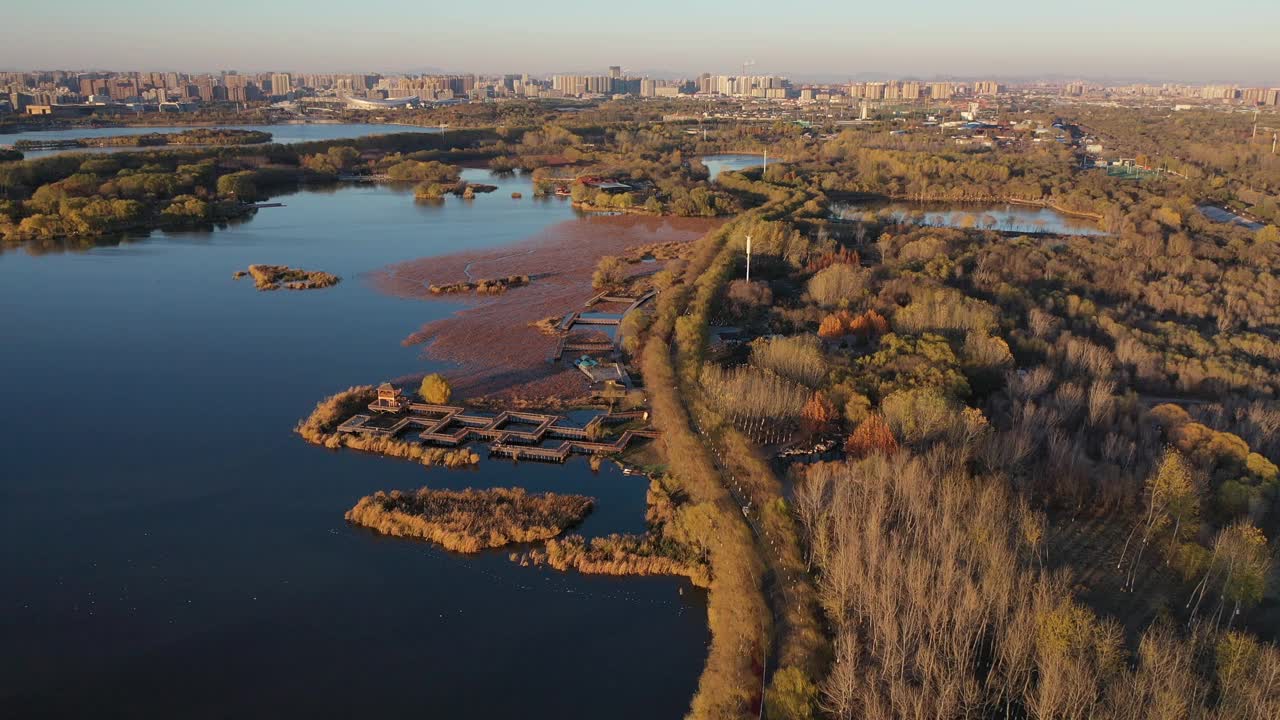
4,0,1278,85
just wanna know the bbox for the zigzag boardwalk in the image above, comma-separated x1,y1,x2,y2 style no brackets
337,393,658,463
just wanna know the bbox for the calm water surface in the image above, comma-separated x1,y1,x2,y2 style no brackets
833,200,1107,236
0,169,707,718
3,122,439,159
701,153,765,181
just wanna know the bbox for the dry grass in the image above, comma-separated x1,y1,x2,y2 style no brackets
346,487,593,553
238,264,340,291
521,533,711,587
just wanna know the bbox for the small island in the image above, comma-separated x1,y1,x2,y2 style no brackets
345,487,594,553
414,181,499,200
235,264,340,291
14,128,272,151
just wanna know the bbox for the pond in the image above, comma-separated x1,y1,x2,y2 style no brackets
832,200,1107,236
0,169,708,718
700,153,766,181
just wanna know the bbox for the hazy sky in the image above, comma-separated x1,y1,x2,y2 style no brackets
4,0,1278,84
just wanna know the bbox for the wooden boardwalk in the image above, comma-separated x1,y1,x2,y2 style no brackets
552,289,659,359
491,428,661,462
337,401,656,463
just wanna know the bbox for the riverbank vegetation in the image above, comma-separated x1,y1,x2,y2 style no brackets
614,176,834,719
518,477,712,586
235,263,339,290
346,487,593,553
13,128,272,151
0,130,492,244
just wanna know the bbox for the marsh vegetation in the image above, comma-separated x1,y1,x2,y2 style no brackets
346,487,593,553
236,264,339,291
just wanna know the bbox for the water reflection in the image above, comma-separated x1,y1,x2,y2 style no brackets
700,153,765,181
0,169,707,718
832,200,1106,236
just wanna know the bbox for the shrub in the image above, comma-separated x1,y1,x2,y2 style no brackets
419,373,452,404
592,255,627,290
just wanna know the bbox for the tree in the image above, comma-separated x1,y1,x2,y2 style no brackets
807,264,867,307
419,373,452,404
1210,522,1270,625
1120,447,1200,590
765,666,818,720
216,171,257,199
818,312,849,339
386,160,459,184
801,392,837,436
848,309,889,339
592,255,626,290
844,414,898,458
881,386,959,445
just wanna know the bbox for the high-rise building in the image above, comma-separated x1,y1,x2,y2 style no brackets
271,73,292,97
608,66,621,79
974,81,1002,95
1200,85,1238,100
1241,87,1270,105
927,82,957,100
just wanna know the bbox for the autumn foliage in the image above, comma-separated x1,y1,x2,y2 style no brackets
805,246,860,273
800,392,838,435
817,308,890,340
844,413,899,458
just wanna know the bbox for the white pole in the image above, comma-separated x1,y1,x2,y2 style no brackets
745,234,752,283
763,149,768,174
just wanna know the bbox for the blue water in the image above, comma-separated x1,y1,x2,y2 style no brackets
701,153,766,181
832,200,1107,236
3,122,440,159
0,169,707,718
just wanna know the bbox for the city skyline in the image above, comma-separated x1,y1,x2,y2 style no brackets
4,0,1278,85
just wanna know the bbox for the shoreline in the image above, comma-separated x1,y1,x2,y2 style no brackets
370,213,723,402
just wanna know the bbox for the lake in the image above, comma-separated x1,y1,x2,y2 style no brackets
2,122,440,159
0,168,708,718
832,200,1107,236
